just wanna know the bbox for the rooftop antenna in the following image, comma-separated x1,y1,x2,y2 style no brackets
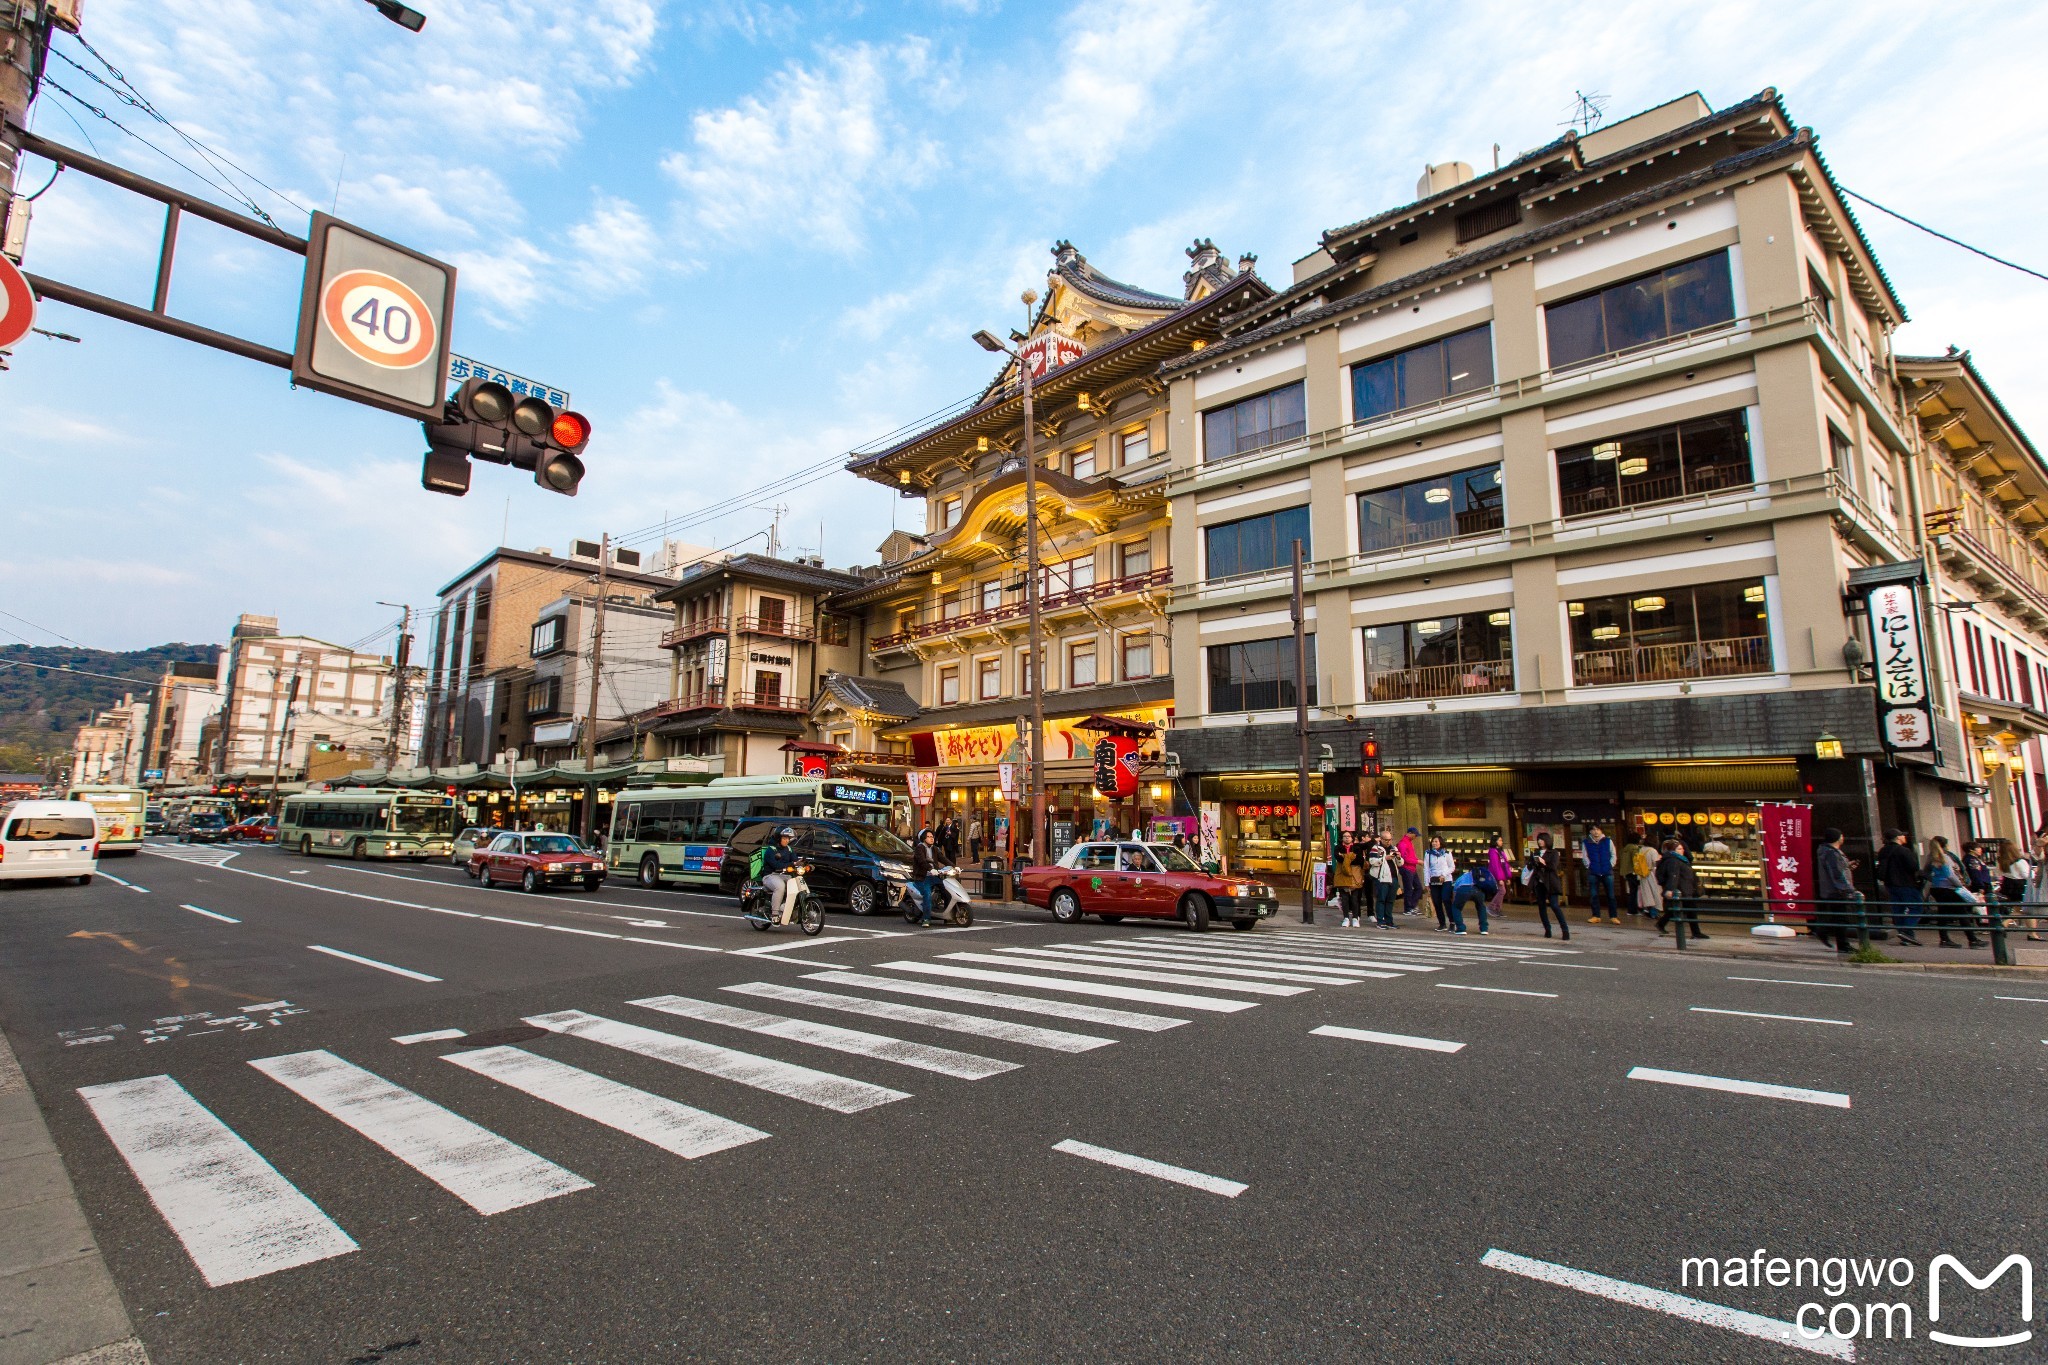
1563,90,1609,135
754,503,789,558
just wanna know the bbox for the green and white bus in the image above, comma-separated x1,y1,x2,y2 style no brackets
608,775,904,889
67,785,146,855
279,789,459,860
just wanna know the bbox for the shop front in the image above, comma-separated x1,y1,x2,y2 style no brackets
1196,772,1328,890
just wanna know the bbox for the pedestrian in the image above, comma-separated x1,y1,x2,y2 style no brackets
1873,829,1924,947
1654,838,1706,940
1632,836,1663,917
1922,835,1985,948
1449,857,1496,935
1424,835,1456,931
1368,835,1399,927
1397,827,1423,915
910,827,941,928
1333,836,1366,927
1582,824,1618,924
1998,837,2031,937
968,813,984,861
1485,833,1513,921
1963,840,1996,907
1618,827,1642,914
1812,826,1858,953
1526,833,1568,940
940,817,962,865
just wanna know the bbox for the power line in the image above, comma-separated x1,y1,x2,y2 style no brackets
41,78,276,224
0,658,168,686
0,608,95,649
1839,185,2048,285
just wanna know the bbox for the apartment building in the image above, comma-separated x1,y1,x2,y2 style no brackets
523,588,673,765
70,694,150,787
837,240,1270,846
210,615,396,780
1161,89,1963,892
144,658,223,785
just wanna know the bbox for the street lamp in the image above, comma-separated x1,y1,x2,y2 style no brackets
364,0,427,30
972,296,1049,864
1813,731,1844,760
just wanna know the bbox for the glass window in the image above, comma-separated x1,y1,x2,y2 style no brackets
1016,648,1035,694
1120,541,1150,579
1076,845,1119,871
1071,446,1095,479
938,665,961,705
6,817,96,840
1207,635,1317,713
1202,381,1307,462
1545,250,1736,369
525,677,558,716
1205,505,1310,580
1567,578,1771,684
1362,612,1514,700
980,580,1002,612
1121,428,1151,466
939,498,962,528
1828,424,1857,493
1069,640,1097,687
1356,463,1504,555
1350,324,1494,423
978,656,1002,699
530,617,564,657
1122,634,1154,680
1555,411,1752,518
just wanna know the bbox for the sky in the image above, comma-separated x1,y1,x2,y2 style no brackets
6,0,2048,654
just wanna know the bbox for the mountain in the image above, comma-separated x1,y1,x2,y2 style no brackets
0,643,222,760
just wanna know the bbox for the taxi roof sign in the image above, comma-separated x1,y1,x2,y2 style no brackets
292,212,456,420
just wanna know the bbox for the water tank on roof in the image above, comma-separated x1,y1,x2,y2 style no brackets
1416,161,1475,199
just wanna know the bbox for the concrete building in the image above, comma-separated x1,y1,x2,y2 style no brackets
209,615,396,783
147,658,224,786
1158,89,1961,893
70,694,150,787
523,587,673,765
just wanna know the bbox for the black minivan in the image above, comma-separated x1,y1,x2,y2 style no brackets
721,817,917,916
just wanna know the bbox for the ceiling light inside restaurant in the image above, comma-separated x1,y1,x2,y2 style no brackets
1568,603,1585,617
1618,457,1650,476
1488,611,1510,626
1632,595,1667,612
1593,442,1621,461
1592,625,1621,640
1424,486,1452,503
1743,585,1765,602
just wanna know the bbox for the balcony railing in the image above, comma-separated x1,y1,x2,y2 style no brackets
870,567,1172,653
1928,516,2048,625
644,688,812,719
660,616,727,650
1571,635,1772,687
1365,659,1515,701
1558,461,1754,520
735,614,816,641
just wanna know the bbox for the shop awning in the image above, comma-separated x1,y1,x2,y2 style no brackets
1957,692,2048,740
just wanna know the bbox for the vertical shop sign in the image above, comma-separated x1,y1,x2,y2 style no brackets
1759,801,1813,922
1199,803,1222,870
1863,580,1934,753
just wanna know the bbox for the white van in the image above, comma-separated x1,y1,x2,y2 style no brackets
0,800,100,885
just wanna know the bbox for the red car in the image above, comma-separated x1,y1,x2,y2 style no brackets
226,815,276,843
1017,840,1278,931
473,831,606,892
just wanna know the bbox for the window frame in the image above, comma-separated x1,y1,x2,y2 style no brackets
525,676,560,717
1121,633,1154,680
1206,634,1317,714
1349,323,1495,425
1543,249,1737,371
1120,427,1151,467
1201,380,1307,463
1068,638,1098,688
1204,504,1311,581
530,616,565,658
1553,410,1754,520
1355,463,1504,556
937,664,961,706
976,654,1002,700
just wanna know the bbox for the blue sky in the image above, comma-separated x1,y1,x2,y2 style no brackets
7,0,2048,652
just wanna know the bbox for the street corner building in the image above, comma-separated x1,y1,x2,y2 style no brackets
1155,89,2042,893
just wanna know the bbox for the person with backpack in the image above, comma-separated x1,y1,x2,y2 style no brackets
1654,838,1706,940
1449,858,1498,935
1632,837,1663,917
1367,835,1399,927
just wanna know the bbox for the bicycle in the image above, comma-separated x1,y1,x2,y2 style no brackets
739,863,824,935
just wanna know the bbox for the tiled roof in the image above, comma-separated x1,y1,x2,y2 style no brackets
1051,241,1184,311
817,672,921,721
883,677,1173,732
655,553,864,602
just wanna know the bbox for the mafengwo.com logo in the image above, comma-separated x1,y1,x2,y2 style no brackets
1681,1250,2032,1348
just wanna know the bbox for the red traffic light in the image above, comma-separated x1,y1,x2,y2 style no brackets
551,410,591,451
1360,730,1382,776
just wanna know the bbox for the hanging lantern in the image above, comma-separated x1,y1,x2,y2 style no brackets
1093,736,1140,797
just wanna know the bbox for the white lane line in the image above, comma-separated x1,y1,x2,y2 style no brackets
623,936,725,953
1120,939,1433,975
1690,1007,1853,1027
629,994,1018,1081
97,872,150,893
1311,1024,1465,1053
1728,976,1854,989
938,951,1306,997
393,1029,467,1045
994,945,1367,985
1627,1066,1850,1109
1993,995,2048,1003
249,1050,589,1214
724,982,1112,1053
1053,1139,1246,1198
526,1009,908,1113
77,1074,358,1287
1436,983,1557,999
179,903,240,923
882,961,1258,1013
1258,930,1579,955
1521,961,1619,971
1481,1249,1854,1359
1181,932,1491,961
729,937,869,957
307,945,442,983
444,1046,769,1159
801,971,1186,1032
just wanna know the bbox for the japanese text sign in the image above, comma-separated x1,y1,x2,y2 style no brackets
1863,580,1934,753
1760,801,1813,922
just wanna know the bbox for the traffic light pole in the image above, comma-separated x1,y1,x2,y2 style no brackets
580,534,610,841
1292,538,1314,925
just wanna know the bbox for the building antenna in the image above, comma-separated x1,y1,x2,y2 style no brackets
1563,90,1608,134
500,495,511,547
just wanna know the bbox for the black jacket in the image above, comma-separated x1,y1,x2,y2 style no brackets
1527,846,1563,893
1815,843,1856,900
1657,851,1700,899
912,841,937,879
1874,842,1920,890
760,842,800,877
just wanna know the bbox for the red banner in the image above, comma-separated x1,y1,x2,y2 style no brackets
1093,737,1140,797
1759,801,1813,922
795,753,830,778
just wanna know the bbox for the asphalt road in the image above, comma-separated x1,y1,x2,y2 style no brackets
0,842,2041,1362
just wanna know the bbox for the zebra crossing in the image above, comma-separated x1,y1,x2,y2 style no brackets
74,926,1570,1288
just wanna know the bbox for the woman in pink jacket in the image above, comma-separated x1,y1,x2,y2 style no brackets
1484,832,1513,918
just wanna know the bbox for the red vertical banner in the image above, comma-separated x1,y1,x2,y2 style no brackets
1760,802,1813,922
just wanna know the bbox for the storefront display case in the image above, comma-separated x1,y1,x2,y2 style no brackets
1629,803,1763,901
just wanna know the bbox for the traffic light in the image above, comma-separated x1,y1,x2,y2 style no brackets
1360,729,1382,777
420,378,590,497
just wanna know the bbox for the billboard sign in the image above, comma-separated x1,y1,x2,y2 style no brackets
1863,580,1934,753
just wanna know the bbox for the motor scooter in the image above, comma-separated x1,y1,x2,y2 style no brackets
904,865,975,927
741,862,824,935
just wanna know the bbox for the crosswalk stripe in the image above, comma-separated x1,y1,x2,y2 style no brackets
1053,1139,1247,1198
248,1050,590,1215
937,951,1305,997
443,1046,770,1158
628,995,1018,1080
996,944,1376,984
77,1074,358,1287
1258,929,1577,956
1219,933,1504,962
526,1009,909,1113
1312,1024,1465,1053
878,961,1258,1013
724,982,1113,1053
1115,939,1433,975
800,971,1187,1032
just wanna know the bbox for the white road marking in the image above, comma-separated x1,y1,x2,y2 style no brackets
444,1046,769,1158
881,961,1258,1013
1259,929,1579,955
1121,938,1431,975
622,936,725,953
1436,983,1557,998
1311,1024,1465,1053
1052,1139,1246,1198
77,1074,358,1287
938,951,1305,996
307,945,442,983
526,1009,908,1113
1690,1007,1853,1027
725,981,1112,1052
393,1029,467,1045
801,971,1186,1031
629,995,1017,1080
97,872,150,893
995,944,1367,985
1521,961,1619,971
1627,1066,1850,1109
1195,933,1492,961
729,937,868,957
1993,995,2048,1003
249,1050,589,1214
1480,1249,1854,1360
178,903,240,923
1728,976,1854,989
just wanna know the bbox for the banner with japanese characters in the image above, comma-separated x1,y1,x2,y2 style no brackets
1760,801,1814,923
1863,580,1934,753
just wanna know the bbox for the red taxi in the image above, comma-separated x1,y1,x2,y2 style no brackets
226,815,277,843
1017,840,1277,931
473,831,606,892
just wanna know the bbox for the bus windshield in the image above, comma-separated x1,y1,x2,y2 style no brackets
393,804,456,836
845,824,913,857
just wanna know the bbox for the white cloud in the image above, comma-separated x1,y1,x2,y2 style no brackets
566,197,666,296
1008,0,1214,183
448,237,554,327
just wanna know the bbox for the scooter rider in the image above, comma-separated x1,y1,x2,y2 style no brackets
910,827,941,928
760,827,803,925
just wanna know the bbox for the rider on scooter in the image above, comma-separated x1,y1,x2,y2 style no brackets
761,827,803,925
910,827,941,928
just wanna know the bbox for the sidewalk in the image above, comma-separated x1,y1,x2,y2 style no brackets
0,1030,146,1365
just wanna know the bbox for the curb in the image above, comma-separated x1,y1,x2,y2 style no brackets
0,1030,148,1365
1845,960,2048,978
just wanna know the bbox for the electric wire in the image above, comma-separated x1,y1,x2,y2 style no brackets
0,658,173,687
1839,185,2048,285
40,78,274,223
0,608,94,648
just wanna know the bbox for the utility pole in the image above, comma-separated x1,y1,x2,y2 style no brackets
1292,539,1314,925
268,673,300,817
0,3,54,247
380,603,413,773
580,533,610,840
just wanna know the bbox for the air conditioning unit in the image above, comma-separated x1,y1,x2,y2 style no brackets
613,548,642,568
570,539,602,561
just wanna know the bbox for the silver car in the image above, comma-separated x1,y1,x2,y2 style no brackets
453,826,492,875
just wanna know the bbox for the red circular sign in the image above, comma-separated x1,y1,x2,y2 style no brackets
320,269,436,369
0,255,36,351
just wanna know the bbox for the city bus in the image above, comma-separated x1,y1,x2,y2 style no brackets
162,795,235,834
66,785,147,855
609,775,904,890
278,789,459,860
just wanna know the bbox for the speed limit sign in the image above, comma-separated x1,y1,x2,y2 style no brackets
0,253,35,351
291,212,455,419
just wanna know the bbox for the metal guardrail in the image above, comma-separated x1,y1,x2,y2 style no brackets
1647,894,2040,966
660,617,727,650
